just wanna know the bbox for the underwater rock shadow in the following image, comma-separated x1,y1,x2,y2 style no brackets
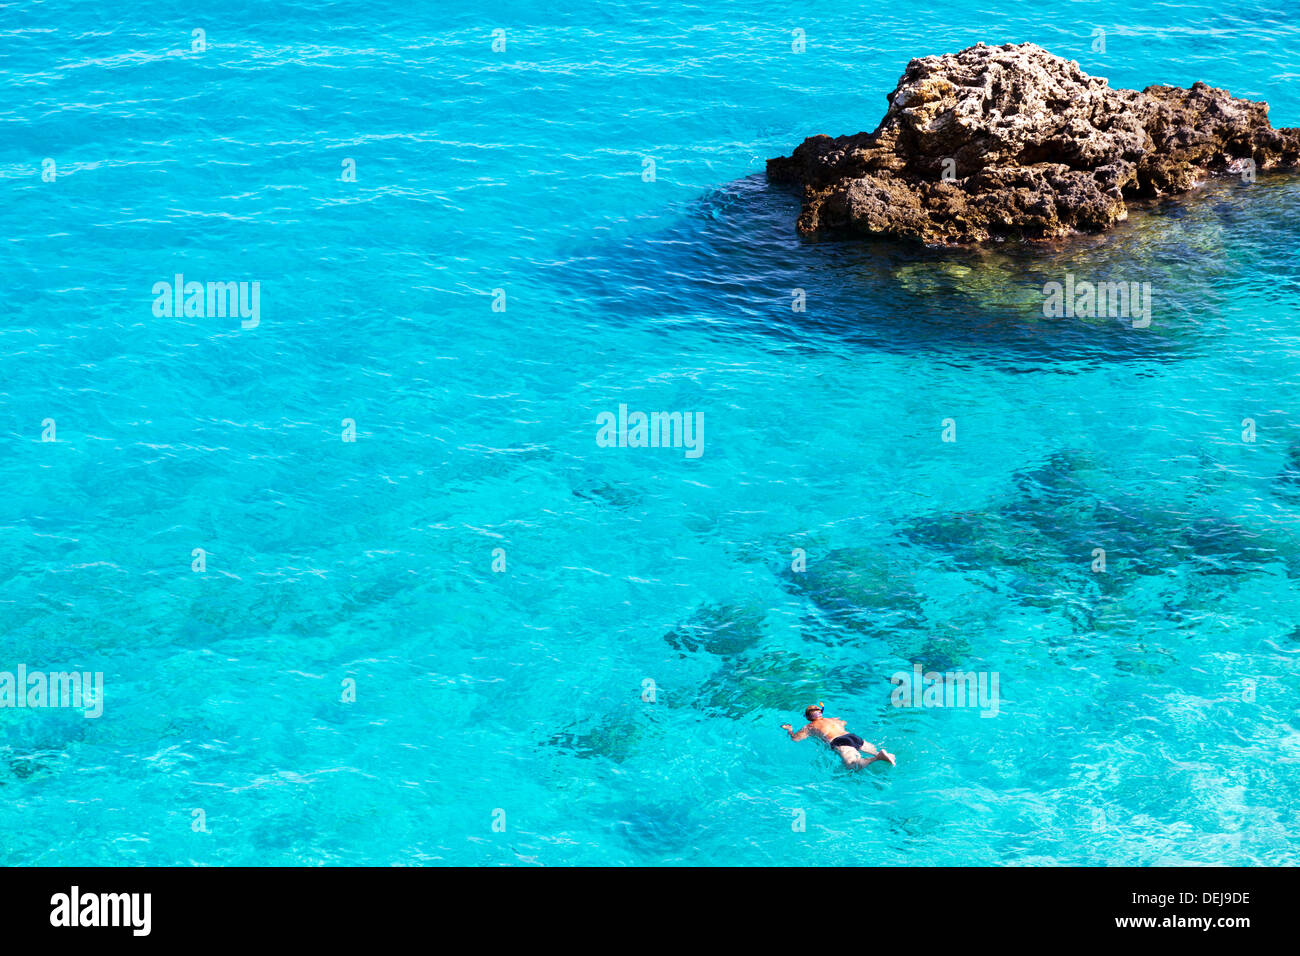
547,172,1295,367
657,597,941,720
902,448,1300,635
543,701,671,766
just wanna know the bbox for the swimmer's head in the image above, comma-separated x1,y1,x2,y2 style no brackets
804,702,824,720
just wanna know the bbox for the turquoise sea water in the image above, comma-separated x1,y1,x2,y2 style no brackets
2,0,1299,865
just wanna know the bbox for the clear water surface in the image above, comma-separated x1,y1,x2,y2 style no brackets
1,0,1298,865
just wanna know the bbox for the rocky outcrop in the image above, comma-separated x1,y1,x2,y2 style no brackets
767,42,1300,244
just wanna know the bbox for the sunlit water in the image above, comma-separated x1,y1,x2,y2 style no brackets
1,0,1298,865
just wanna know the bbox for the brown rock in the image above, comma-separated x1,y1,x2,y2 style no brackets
767,42,1300,244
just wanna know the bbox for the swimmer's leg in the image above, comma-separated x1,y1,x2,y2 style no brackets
833,745,863,768
868,745,897,767
836,742,896,769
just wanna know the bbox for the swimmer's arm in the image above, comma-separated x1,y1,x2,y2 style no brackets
781,723,813,742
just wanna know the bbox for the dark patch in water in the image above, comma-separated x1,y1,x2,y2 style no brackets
545,709,650,764
679,651,830,720
544,174,1291,369
904,449,1296,630
780,546,924,637
1274,441,1300,503
1113,642,1177,676
571,480,642,509
663,602,766,658
605,799,704,858
910,631,974,673
1172,518,1280,574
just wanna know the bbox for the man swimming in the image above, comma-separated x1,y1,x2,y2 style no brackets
782,702,896,769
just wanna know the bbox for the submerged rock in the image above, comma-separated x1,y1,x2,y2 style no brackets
663,602,766,658
768,42,1300,244
687,652,827,719
1276,442,1300,501
781,546,924,634
546,710,647,764
910,629,974,673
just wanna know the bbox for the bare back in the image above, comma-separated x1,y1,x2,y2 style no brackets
802,716,849,743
